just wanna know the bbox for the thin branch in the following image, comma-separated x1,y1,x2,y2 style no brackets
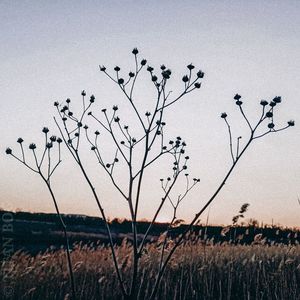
138,172,181,255
224,118,235,164
54,117,79,163
239,106,253,131
10,154,39,173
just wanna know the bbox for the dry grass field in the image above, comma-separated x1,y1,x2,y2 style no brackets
1,237,300,300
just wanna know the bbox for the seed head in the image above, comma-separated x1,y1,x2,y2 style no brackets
95,131,100,135
160,65,166,70
236,100,243,106
221,112,227,119
91,146,96,151
54,101,59,107
50,136,57,142
162,71,170,79
132,48,139,55
234,94,241,100
182,75,189,82
141,59,147,66
90,95,95,103
194,82,201,88
197,70,204,78
129,72,135,78
165,69,171,76
99,65,106,72
6,148,12,155
273,96,281,103
268,123,275,129
81,90,86,96
66,98,71,103
112,105,118,111
187,64,195,70
29,143,36,150
152,75,158,82
270,101,276,107
239,203,250,214
42,127,49,134
147,66,154,72
260,100,268,106
265,112,273,118
61,105,68,112
118,78,124,85
46,142,53,149
287,120,295,127
114,66,120,72
114,117,120,122
17,138,24,143
57,138,62,143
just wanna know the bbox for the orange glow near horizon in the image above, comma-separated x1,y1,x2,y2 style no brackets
1,1,299,229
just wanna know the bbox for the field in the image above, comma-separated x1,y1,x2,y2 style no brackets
1,238,300,300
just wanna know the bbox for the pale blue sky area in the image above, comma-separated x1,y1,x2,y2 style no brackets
1,1,299,226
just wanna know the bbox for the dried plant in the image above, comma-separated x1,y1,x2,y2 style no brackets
1,241,300,300
5,131,76,299
6,48,295,300
232,203,250,242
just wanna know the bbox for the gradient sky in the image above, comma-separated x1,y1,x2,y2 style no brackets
1,1,299,227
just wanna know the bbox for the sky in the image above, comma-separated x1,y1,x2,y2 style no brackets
1,0,300,227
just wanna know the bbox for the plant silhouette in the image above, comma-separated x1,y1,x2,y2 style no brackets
6,48,295,300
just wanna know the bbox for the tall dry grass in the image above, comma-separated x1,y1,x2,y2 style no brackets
1,238,300,300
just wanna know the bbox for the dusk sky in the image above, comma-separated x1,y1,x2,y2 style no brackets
1,1,299,227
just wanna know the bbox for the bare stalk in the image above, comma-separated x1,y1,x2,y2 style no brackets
149,95,293,299
54,103,128,297
6,133,76,300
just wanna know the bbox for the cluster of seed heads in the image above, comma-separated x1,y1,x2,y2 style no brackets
6,128,62,155
99,48,204,90
220,94,295,129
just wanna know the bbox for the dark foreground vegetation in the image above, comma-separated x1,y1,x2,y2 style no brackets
1,210,300,300
1,239,300,300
